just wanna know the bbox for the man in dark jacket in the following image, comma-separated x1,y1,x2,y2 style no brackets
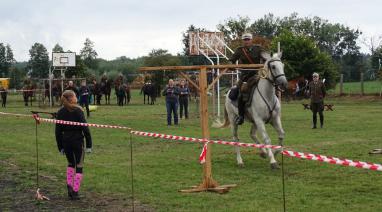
65,81,79,98
79,80,91,117
309,73,326,129
162,79,180,125
230,33,266,125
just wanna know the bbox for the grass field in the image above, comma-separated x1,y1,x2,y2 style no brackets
329,80,382,95
1,90,382,211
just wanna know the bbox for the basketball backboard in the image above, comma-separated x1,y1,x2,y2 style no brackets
52,52,76,67
189,31,225,56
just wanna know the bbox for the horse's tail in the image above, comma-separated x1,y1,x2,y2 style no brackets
212,106,230,128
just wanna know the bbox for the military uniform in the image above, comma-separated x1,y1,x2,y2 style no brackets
230,44,265,124
308,80,326,128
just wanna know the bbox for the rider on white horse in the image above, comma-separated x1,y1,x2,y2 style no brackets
230,33,266,125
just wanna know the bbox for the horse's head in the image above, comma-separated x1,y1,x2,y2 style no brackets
261,52,288,91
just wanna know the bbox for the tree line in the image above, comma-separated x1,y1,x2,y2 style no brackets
1,13,381,89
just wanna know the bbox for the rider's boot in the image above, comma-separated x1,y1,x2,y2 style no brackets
236,94,246,125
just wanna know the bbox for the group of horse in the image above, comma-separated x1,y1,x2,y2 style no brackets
21,75,132,106
85,75,131,106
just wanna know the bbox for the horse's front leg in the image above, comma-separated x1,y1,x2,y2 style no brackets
249,124,266,159
271,115,285,155
256,121,278,169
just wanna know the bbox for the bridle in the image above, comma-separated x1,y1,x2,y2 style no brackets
265,59,285,88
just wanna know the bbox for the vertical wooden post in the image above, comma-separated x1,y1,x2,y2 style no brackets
199,67,217,188
180,67,234,193
360,72,364,96
339,74,344,96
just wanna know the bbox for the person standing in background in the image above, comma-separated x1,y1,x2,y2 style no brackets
65,81,79,98
0,86,7,108
178,80,190,119
79,80,91,118
309,72,326,129
162,79,179,126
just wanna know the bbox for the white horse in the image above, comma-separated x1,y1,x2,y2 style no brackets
216,52,288,169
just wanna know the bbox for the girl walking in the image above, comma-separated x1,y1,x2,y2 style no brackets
55,90,92,200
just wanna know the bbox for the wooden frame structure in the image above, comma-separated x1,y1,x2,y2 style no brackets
139,64,263,193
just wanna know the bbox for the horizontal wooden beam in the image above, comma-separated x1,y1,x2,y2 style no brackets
139,64,264,72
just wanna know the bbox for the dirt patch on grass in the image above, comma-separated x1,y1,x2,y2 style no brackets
0,160,154,212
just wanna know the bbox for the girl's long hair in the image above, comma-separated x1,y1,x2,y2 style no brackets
61,90,80,111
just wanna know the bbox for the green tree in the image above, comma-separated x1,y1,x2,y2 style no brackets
271,31,338,88
80,38,98,70
52,43,64,53
0,43,6,77
371,46,382,77
28,43,50,78
144,49,182,86
65,55,87,78
248,13,280,38
0,43,14,77
249,13,362,59
217,16,251,42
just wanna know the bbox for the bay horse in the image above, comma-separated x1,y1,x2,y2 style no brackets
23,84,36,106
285,76,309,101
216,52,288,169
140,82,156,105
101,77,112,105
124,83,131,104
114,75,124,105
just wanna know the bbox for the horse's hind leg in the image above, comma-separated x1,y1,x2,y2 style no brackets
250,124,266,159
230,119,243,166
271,116,285,156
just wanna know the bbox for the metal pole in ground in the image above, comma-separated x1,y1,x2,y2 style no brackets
130,133,135,212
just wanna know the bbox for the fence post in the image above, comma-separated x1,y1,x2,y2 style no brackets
360,72,364,96
339,74,344,96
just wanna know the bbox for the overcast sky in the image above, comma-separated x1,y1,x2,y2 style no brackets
1,0,381,61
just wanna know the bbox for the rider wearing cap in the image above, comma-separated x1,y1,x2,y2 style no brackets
230,33,266,125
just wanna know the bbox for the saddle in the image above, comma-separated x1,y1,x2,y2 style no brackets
228,75,260,108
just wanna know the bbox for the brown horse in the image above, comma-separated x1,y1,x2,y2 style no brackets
140,82,156,105
23,84,36,106
124,83,131,104
285,76,308,101
100,75,113,105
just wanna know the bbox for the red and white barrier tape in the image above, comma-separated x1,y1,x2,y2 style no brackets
129,131,282,149
282,150,382,171
1,111,382,172
35,116,132,130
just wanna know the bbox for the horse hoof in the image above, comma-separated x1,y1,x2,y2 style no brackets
237,163,245,168
270,163,280,170
259,152,267,159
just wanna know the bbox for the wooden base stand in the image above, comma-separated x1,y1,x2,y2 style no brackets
180,178,236,194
